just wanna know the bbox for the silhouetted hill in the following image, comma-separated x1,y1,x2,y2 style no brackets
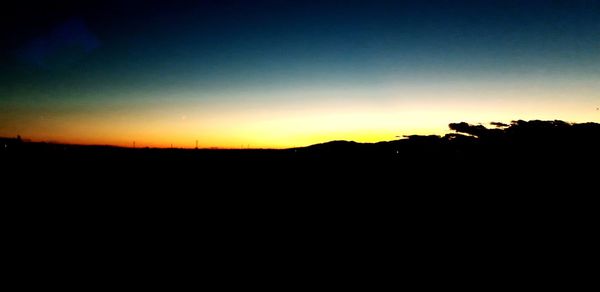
3,119,599,192
295,119,600,162
302,140,360,151
3,120,597,256
3,119,599,166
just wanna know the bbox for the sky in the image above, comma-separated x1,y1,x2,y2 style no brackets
1,0,599,148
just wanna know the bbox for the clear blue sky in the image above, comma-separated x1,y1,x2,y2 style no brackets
1,0,599,147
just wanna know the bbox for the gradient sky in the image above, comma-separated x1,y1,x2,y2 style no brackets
1,0,599,148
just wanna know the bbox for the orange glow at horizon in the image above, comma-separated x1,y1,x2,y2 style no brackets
1,81,598,148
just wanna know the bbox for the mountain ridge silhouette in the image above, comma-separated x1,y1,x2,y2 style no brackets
3,119,597,236
3,119,599,156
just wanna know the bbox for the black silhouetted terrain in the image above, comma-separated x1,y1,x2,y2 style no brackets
3,119,597,258
301,119,600,158
3,119,599,166
3,119,599,186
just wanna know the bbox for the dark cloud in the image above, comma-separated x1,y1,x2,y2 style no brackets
448,122,489,137
490,122,509,128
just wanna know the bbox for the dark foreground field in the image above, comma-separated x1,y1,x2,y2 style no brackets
3,119,599,190
2,120,597,275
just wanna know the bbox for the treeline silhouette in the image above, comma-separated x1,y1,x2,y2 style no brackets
3,119,598,193
298,119,600,162
3,119,599,166
3,119,597,247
